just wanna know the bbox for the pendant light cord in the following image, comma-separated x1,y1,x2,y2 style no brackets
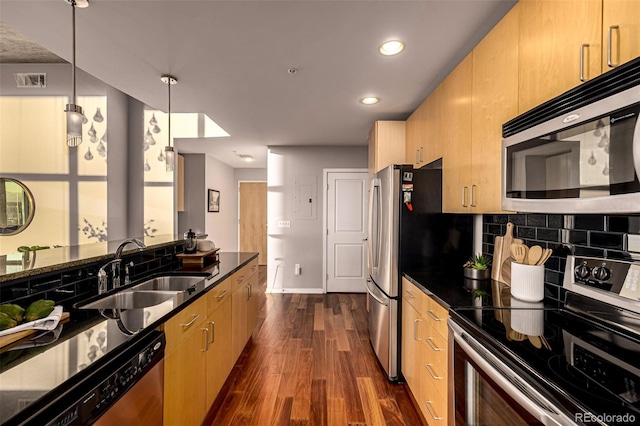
71,0,77,104
168,77,171,148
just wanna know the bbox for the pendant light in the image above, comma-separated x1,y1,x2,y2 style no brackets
63,0,88,147
161,74,177,172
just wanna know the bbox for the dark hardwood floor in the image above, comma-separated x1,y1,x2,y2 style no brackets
203,267,423,425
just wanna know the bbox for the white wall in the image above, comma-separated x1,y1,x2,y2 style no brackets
267,146,367,293
205,154,237,251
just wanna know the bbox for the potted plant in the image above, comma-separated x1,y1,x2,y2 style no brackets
463,254,491,280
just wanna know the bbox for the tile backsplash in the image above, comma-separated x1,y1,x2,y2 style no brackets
482,214,640,304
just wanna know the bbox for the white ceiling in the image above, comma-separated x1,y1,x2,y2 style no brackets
0,0,516,168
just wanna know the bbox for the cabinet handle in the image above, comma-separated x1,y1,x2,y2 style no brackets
419,147,424,163
579,44,589,82
208,321,215,344
201,328,209,352
415,149,420,164
426,310,442,322
237,275,245,283
607,25,619,68
470,185,476,207
216,290,229,300
413,318,422,341
425,337,442,352
180,314,200,329
461,187,468,207
424,401,443,420
405,290,415,299
425,363,443,380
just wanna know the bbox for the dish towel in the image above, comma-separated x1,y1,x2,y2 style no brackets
0,305,64,337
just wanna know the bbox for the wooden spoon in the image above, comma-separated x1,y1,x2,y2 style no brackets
528,335,542,349
510,243,528,264
527,245,543,265
536,248,552,266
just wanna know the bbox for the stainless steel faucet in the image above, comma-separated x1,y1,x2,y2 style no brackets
97,238,146,294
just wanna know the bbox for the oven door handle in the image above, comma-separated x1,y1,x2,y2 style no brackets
448,320,573,426
633,111,640,181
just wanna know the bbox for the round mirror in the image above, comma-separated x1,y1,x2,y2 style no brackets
0,178,36,236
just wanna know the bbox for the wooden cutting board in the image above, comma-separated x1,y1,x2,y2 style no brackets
495,222,522,285
501,257,513,286
177,248,220,268
491,235,503,281
0,312,70,354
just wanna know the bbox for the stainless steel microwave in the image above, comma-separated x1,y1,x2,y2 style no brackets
502,57,640,214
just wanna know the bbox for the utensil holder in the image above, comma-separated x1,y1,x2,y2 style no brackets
510,263,545,302
510,297,544,335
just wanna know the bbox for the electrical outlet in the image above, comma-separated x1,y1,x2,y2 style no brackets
277,220,291,228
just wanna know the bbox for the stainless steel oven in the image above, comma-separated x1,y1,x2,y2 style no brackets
448,320,574,426
449,256,640,426
502,56,640,214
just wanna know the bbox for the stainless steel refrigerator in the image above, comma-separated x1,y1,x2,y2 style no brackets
366,164,473,381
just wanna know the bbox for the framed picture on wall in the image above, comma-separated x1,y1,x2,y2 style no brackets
208,189,220,213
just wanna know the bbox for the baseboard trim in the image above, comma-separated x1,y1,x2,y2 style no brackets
266,287,325,294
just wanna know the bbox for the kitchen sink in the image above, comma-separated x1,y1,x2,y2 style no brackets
130,275,205,294
78,290,178,310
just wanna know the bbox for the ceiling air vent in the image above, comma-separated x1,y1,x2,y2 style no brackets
14,73,46,88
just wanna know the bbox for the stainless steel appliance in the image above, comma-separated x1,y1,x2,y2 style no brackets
367,164,437,382
17,331,165,425
366,164,474,381
449,255,640,425
502,56,640,214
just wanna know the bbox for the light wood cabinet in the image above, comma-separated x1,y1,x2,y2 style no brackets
204,293,233,409
401,279,423,394
518,0,602,114
231,258,259,362
602,0,640,71
164,306,208,426
469,4,519,213
401,278,450,425
163,258,258,425
405,86,443,168
441,54,473,213
368,121,406,175
420,296,449,426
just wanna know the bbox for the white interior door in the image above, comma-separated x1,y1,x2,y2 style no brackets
326,171,368,293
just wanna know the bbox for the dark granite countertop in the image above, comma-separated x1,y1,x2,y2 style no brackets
0,235,184,283
0,251,257,425
403,270,496,309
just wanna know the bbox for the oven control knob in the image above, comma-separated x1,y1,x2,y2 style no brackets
575,262,592,280
592,265,611,281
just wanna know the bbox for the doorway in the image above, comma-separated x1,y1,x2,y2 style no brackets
323,169,368,293
239,182,267,265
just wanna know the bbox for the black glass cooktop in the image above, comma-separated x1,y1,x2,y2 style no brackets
451,303,640,424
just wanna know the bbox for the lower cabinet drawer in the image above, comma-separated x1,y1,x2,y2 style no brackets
420,365,448,426
207,277,232,316
163,296,207,353
425,296,449,339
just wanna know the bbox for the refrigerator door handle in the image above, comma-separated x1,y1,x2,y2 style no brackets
367,179,381,272
365,278,389,306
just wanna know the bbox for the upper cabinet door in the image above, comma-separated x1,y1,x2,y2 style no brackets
368,121,406,175
470,4,520,213
405,87,443,169
602,0,640,70
441,54,473,213
518,0,602,113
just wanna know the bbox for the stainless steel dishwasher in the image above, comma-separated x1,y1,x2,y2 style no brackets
20,331,165,425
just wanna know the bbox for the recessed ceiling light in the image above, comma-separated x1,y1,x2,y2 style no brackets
360,97,380,105
379,40,405,56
